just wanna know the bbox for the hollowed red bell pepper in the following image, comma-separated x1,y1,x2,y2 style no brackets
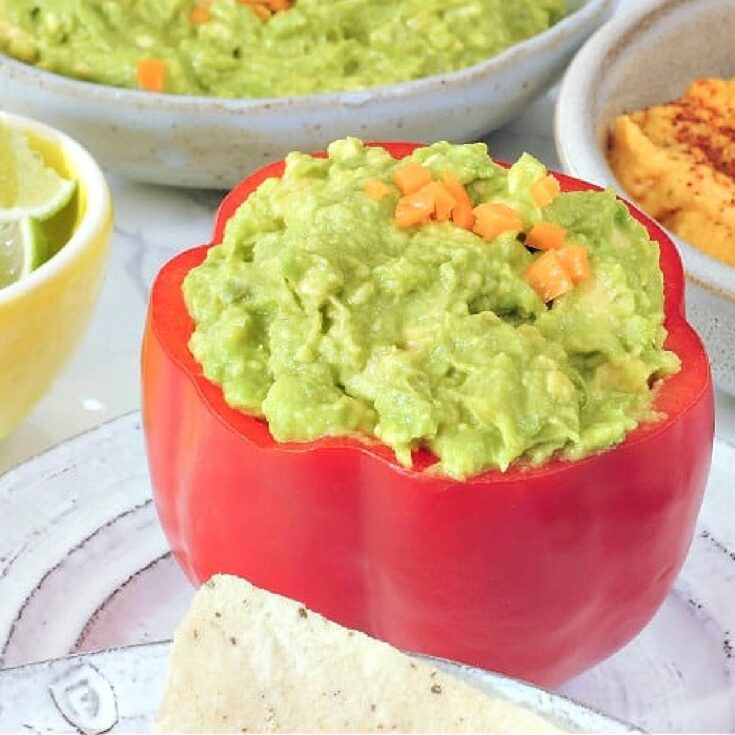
142,143,713,687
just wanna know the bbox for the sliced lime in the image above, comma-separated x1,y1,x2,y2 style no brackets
0,120,77,222
0,122,19,209
0,217,50,290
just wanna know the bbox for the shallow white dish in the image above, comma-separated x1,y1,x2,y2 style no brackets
0,413,735,731
0,643,636,734
0,0,611,189
555,0,735,395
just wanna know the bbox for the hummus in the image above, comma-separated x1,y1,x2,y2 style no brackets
608,76,735,267
0,0,564,97
183,139,679,480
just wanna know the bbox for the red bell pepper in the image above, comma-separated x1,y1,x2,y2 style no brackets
142,143,713,687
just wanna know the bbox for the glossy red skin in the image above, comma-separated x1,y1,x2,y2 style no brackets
142,143,713,687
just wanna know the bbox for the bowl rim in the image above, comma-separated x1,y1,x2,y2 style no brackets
0,111,112,306
426,654,640,732
554,0,735,306
0,0,612,112
0,638,639,733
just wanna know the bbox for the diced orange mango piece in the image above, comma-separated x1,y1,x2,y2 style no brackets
364,178,392,201
394,186,436,228
189,0,212,24
452,205,475,230
525,222,567,251
442,172,475,230
525,250,575,302
557,246,591,283
531,174,561,208
394,163,433,196
237,0,291,17
137,59,167,93
472,203,523,241
424,181,457,221
237,0,271,18
252,3,272,19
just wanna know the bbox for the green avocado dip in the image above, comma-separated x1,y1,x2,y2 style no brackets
0,0,565,97
183,139,680,479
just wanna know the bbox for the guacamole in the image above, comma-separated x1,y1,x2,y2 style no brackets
184,139,680,479
0,0,565,97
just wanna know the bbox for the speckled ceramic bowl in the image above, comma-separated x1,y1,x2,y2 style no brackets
0,0,611,189
555,0,735,395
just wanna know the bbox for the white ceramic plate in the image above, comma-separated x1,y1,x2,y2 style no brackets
0,0,612,189
555,0,735,396
1,413,734,732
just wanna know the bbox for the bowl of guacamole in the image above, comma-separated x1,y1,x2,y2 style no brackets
1,0,569,98
0,0,613,187
142,139,712,685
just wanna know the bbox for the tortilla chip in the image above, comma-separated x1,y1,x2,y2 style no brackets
154,575,561,733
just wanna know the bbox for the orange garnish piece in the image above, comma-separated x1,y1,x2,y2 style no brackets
250,3,272,19
394,186,436,228
531,174,561,208
189,0,212,24
557,246,591,283
137,59,167,93
525,222,567,251
442,172,475,230
426,181,457,221
472,203,523,241
216,0,293,18
394,163,433,196
364,178,392,201
525,250,575,302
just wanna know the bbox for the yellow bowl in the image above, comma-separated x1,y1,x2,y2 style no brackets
0,112,112,440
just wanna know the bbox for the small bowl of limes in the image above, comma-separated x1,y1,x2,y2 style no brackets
0,111,112,440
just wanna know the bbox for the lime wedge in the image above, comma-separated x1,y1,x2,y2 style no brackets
0,121,76,222
0,217,50,289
